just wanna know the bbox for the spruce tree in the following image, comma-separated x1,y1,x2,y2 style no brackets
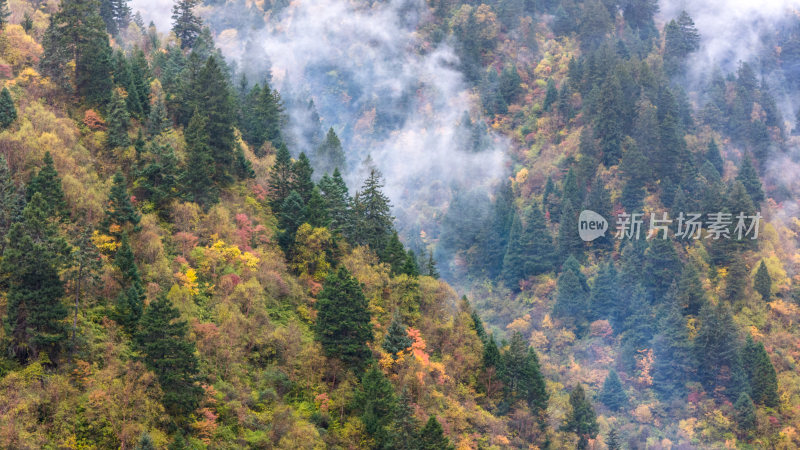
589,262,617,321
694,302,746,400
736,153,765,205
392,389,421,449
706,139,724,176
191,57,237,183
316,127,347,175
419,416,454,450
501,332,548,412
643,238,681,303
137,142,180,211
1,197,68,363
355,366,396,448
305,186,329,228
318,169,352,237
754,260,772,301
136,295,203,419
401,250,420,277
0,87,16,129
351,168,394,255
561,384,599,450
543,79,558,111
734,392,757,433
171,0,203,49
676,263,706,316
268,144,293,215
554,255,590,331
41,0,113,104
315,267,373,370
741,335,779,407
27,152,69,220
557,199,584,262
291,152,315,204
382,314,413,359
106,89,131,149
652,303,695,399
383,232,407,273
501,203,556,287
102,171,141,236
113,233,144,334
607,427,621,450
599,370,627,411
183,111,218,207
277,190,306,254
595,72,625,166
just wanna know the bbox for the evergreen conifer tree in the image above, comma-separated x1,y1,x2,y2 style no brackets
136,295,203,419
754,260,772,301
740,335,779,407
107,89,131,149
561,384,599,450
183,112,218,207
382,314,413,359
268,144,293,215
419,416,454,450
599,370,627,411
0,87,17,129
171,0,203,49
27,152,69,220
315,267,373,370
102,171,141,236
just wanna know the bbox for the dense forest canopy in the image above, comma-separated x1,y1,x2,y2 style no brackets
0,0,798,448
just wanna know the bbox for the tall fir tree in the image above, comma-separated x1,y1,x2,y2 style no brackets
318,169,352,236
419,416,454,450
136,295,203,419
694,302,746,401
501,332,548,413
554,255,590,331
589,262,618,321
190,57,237,184
136,142,180,212
267,144,293,215
501,202,556,288
355,366,396,447
734,392,757,434
27,152,69,220
706,139,724,176
561,384,599,450
171,0,203,49
277,190,306,254
0,87,16,129
113,233,144,334
351,168,395,256
740,335,779,407
314,267,373,371
557,199,584,262
291,152,315,204
599,370,627,411
652,303,694,399
106,89,131,149
315,127,347,175
1,195,68,363
102,171,141,236
736,153,765,205
183,111,218,207
754,260,772,301
382,314,413,359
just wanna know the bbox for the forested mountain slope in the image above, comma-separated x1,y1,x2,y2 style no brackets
0,0,798,448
